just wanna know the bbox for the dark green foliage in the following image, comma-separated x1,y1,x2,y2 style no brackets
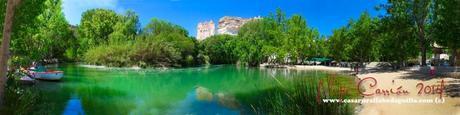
84,39,183,67
432,0,460,65
0,0,76,66
328,11,419,67
347,12,379,63
77,9,119,54
0,73,52,114
84,18,197,67
234,19,273,66
377,6,419,66
328,27,351,61
36,0,75,61
108,10,139,44
142,18,188,37
230,9,323,66
0,0,47,66
200,34,237,64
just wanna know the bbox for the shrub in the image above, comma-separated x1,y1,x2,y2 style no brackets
201,34,237,64
129,38,182,67
84,43,132,67
83,37,187,67
237,73,359,115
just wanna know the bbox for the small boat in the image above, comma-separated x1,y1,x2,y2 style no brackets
19,75,36,85
29,70,64,80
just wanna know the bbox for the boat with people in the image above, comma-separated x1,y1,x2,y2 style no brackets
25,62,64,81
29,70,64,80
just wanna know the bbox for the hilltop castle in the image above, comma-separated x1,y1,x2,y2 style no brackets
197,16,260,40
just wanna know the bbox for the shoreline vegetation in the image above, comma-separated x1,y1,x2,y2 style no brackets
2,64,362,114
0,0,459,114
2,1,458,70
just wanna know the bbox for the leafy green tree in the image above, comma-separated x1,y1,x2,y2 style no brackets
347,12,379,64
313,36,329,58
130,38,182,67
201,34,237,64
381,0,432,66
109,10,139,44
412,0,431,66
432,0,460,66
328,27,351,61
233,9,323,66
0,0,23,106
285,15,313,64
77,9,119,54
35,0,74,60
84,18,197,67
142,18,195,63
141,18,188,37
377,3,419,67
0,0,47,66
235,19,273,66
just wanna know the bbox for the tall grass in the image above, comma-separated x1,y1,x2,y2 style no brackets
237,73,359,115
0,72,52,115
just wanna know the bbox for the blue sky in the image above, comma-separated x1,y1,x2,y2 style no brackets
62,0,386,37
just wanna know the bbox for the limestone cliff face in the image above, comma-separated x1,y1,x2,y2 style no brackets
196,20,215,41
196,16,260,40
217,16,251,35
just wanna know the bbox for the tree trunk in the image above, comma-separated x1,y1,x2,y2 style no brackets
452,48,457,73
421,44,427,66
450,49,456,66
0,0,21,106
417,26,427,66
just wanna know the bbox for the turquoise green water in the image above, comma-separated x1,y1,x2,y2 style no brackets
11,65,333,114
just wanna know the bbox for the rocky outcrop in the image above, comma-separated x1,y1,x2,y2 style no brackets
217,16,253,35
196,16,261,40
196,20,215,41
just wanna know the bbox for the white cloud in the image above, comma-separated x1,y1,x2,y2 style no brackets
62,0,122,25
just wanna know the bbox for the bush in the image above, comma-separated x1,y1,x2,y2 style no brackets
129,38,182,67
201,35,237,64
237,73,359,115
83,18,199,68
84,43,132,67
83,37,187,67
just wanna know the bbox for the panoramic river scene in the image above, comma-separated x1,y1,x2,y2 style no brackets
0,0,459,115
7,65,357,114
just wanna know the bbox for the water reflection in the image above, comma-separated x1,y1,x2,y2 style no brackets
168,87,239,115
3,65,338,114
63,95,85,115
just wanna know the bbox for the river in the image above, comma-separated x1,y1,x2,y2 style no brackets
6,64,341,114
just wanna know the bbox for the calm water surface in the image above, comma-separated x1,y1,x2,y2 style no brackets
26,64,330,114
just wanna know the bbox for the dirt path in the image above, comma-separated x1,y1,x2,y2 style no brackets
289,65,460,115
357,71,460,115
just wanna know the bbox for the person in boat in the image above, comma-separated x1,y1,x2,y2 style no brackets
25,62,46,77
29,62,46,72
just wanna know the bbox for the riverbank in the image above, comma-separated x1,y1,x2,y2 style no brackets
282,65,460,115
357,70,460,115
286,65,352,73
1,64,361,114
